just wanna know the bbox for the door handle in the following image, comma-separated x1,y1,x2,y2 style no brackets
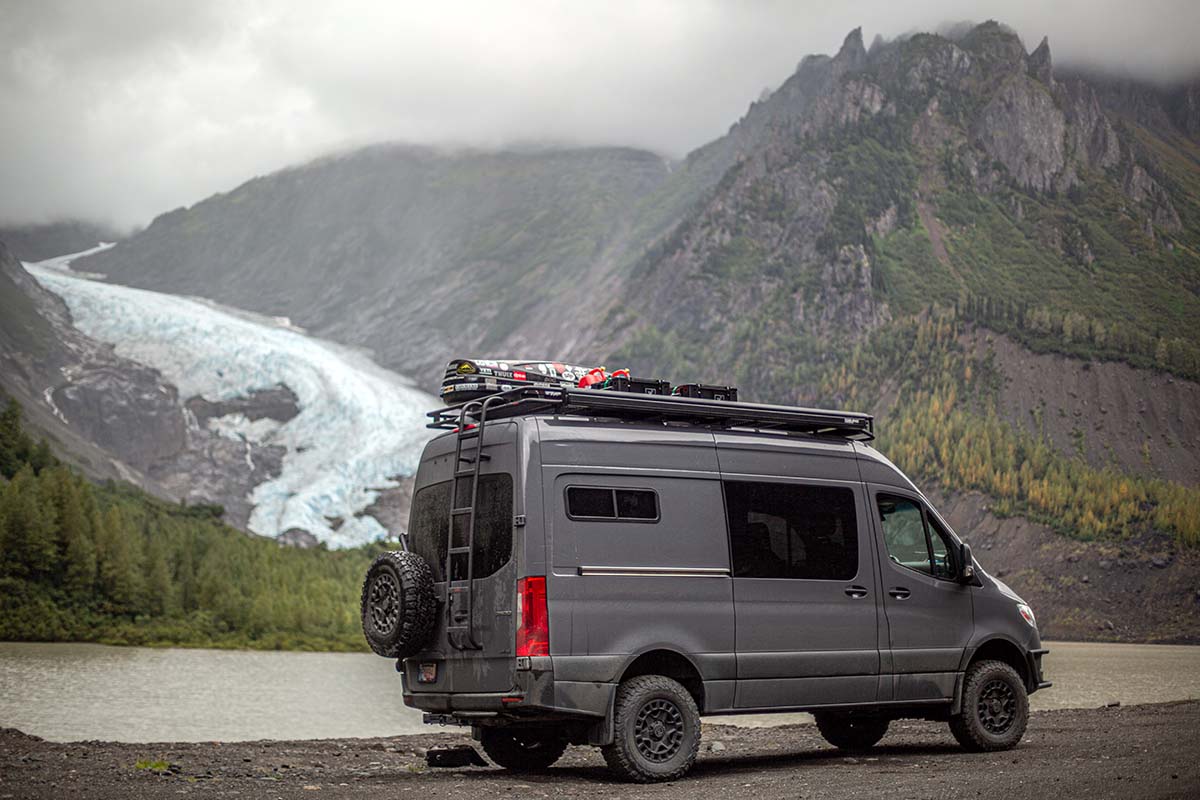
888,587,911,600
844,585,869,598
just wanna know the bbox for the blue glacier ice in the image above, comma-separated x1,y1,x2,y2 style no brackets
28,247,438,549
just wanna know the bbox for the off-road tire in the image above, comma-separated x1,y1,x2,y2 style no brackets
949,659,1029,751
601,675,701,783
360,550,436,658
479,728,568,772
813,712,890,752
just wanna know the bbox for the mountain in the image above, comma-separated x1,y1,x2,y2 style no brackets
599,24,1200,640
33,20,1200,640
77,146,717,380
605,25,1199,390
76,25,1200,394
600,23,1200,477
0,221,123,263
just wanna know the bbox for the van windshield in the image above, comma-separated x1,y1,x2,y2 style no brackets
408,475,513,582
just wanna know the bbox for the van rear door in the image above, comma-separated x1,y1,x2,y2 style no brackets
402,425,519,696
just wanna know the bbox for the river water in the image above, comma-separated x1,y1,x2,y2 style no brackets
1,641,1197,743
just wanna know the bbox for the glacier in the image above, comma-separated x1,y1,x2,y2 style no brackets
28,246,438,549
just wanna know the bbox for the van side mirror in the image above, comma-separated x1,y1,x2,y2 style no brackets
959,542,975,583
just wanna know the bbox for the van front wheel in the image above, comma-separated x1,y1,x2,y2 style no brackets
479,727,567,772
601,675,701,783
949,659,1029,751
813,712,889,752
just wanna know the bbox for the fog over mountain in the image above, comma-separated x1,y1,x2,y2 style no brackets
2,0,1198,228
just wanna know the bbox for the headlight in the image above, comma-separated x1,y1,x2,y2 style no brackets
1017,603,1037,628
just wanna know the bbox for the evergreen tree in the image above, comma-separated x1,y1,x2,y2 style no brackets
0,398,29,479
55,474,97,596
28,439,56,474
142,532,175,616
96,506,142,612
1,467,58,578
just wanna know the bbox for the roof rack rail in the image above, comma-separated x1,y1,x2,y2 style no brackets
426,385,874,440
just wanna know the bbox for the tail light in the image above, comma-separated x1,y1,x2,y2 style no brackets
516,576,549,657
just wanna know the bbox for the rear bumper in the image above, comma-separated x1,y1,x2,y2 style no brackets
403,660,613,720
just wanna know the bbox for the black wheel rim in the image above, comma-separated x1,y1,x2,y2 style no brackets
978,679,1017,734
634,698,685,763
368,571,402,634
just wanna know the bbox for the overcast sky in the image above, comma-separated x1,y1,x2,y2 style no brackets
3,0,1198,229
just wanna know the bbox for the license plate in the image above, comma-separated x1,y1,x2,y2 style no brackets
418,662,438,683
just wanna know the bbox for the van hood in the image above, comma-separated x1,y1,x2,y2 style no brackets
985,569,1026,604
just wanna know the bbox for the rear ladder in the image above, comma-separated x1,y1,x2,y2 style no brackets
444,394,503,650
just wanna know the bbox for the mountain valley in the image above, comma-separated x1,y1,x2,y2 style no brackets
3,19,1199,641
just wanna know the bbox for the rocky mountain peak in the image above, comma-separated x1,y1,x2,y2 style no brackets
960,20,1028,77
835,27,867,72
1029,36,1053,85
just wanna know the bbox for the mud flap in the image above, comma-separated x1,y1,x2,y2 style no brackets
586,687,619,746
950,670,965,716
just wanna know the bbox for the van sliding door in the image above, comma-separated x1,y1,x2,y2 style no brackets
725,479,881,708
716,434,881,710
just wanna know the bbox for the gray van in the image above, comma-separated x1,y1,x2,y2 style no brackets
360,387,1050,782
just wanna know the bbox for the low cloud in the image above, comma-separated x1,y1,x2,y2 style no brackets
2,0,1197,228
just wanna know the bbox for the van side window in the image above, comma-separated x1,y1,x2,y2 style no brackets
615,489,657,520
877,495,957,580
567,487,615,518
409,474,514,582
725,481,858,580
566,486,659,522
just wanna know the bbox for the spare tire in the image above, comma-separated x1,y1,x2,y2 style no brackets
361,550,437,658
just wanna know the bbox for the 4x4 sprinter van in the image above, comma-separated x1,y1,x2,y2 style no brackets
361,386,1050,782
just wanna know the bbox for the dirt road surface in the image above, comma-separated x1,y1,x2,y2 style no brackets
2,701,1196,799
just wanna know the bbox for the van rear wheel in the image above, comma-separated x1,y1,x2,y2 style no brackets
479,727,567,772
949,659,1029,751
813,712,889,752
601,675,701,783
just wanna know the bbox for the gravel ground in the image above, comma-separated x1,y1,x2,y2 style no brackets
1,701,1197,799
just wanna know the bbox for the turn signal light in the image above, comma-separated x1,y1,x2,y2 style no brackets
1017,603,1037,628
516,576,549,657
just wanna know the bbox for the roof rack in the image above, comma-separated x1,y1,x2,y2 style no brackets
426,385,874,440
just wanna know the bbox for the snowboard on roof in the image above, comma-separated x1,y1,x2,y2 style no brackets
440,359,599,404
439,358,737,406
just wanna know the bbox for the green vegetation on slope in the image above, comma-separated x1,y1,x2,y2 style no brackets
822,312,1200,547
0,398,376,650
862,120,1200,379
931,174,1200,379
